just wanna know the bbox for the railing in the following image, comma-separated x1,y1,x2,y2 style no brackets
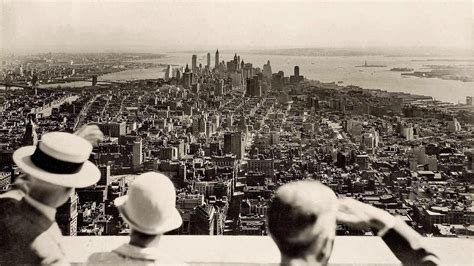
62,235,473,265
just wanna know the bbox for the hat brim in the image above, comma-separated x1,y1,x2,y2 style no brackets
13,146,100,188
115,195,183,235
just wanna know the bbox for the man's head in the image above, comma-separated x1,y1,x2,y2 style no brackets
12,131,101,207
268,181,338,264
26,175,74,208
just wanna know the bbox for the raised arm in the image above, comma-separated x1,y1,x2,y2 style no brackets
336,198,440,265
74,125,104,147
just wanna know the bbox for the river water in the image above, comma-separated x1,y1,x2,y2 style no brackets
10,52,473,104
147,52,474,104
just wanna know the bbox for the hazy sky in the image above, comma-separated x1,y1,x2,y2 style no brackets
1,0,473,53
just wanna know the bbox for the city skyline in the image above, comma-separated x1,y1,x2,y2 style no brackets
1,49,472,243
1,0,473,54
0,1,473,264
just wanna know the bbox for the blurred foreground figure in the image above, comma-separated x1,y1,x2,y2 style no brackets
268,181,338,265
0,124,104,200
0,131,101,265
87,172,185,265
268,181,440,266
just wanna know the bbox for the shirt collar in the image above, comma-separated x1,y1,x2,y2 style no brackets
24,194,57,221
113,243,160,261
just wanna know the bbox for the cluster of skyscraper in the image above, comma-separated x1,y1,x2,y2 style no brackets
164,49,304,101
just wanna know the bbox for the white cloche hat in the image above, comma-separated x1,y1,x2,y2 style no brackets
115,172,183,235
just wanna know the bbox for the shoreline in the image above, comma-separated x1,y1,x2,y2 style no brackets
1,75,461,107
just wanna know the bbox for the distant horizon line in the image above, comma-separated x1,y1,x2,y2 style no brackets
1,45,473,57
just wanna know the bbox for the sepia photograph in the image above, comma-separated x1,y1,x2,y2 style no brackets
0,0,473,265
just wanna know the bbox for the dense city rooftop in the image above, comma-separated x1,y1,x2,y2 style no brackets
1,51,473,241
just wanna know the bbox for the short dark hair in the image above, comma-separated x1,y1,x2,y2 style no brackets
129,229,159,248
268,196,317,258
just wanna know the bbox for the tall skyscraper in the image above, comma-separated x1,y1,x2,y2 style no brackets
226,114,233,129
262,60,272,79
290,65,304,84
176,68,182,80
224,132,244,159
164,65,173,81
215,49,219,69
192,54,197,72
98,164,111,186
183,64,193,89
22,119,38,146
229,72,243,88
92,75,98,86
246,76,262,97
214,79,224,96
132,139,143,167
242,62,253,81
56,191,78,236
207,53,211,68
238,116,248,134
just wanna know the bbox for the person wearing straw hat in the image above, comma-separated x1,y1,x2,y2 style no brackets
87,172,185,265
0,124,104,201
0,129,102,265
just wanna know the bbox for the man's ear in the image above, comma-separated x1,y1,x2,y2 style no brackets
316,237,334,264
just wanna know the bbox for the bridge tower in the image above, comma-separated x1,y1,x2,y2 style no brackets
4,73,12,92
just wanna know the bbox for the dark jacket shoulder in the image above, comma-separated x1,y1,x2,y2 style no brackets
0,197,54,264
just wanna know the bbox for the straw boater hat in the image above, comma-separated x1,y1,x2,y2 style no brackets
13,132,100,188
114,172,183,235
